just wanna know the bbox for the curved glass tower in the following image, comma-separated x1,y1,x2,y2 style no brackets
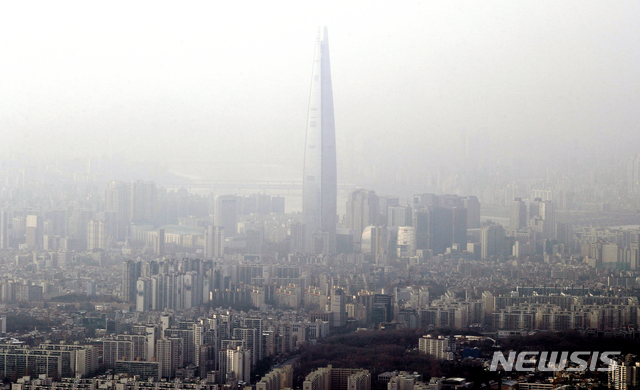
302,26,337,253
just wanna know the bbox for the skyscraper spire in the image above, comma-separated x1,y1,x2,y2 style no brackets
302,26,337,253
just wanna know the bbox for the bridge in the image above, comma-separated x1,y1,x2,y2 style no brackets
158,179,356,193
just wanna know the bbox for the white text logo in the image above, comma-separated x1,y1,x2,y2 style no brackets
489,351,620,372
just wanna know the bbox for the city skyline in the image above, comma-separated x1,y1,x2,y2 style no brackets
2,3,640,388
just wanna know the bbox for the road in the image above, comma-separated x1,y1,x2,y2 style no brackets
275,353,301,369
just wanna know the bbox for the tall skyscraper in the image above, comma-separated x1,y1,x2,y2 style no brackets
130,181,157,224
388,206,412,227
302,26,337,253
330,287,346,327
428,206,453,255
462,196,481,229
345,189,379,241
25,214,40,249
509,198,527,231
214,195,237,237
412,209,429,251
539,200,555,240
361,226,389,260
0,211,8,249
411,195,468,256
396,226,416,258
481,223,505,259
106,181,131,240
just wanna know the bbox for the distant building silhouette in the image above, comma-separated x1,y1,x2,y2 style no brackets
302,27,337,254
214,195,237,237
345,189,379,242
509,198,527,231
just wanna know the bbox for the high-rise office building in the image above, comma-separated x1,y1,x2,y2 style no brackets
330,287,346,327
345,189,379,241
539,200,556,240
462,196,481,229
412,209,429,251
373,293,393,323
130,181,157,224
528,198,555,239
388,206,412,227
481,223,505,259
441,197,468,250
106,181,131,240
529,198,541,221
68,209,94,246
214,195,238,237
361,226,388,260
302,26,337,253
428,206,453,255
379,197,400,224
509,198,527,231
46,209,67,237
0,211,8,249
25,214,40,249
452,206,468,250
99,210,118,243
411,194,469,255
396,226,416,258
414,193,440,208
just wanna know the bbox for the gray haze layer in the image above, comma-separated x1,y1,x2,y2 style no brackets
1,1,640,195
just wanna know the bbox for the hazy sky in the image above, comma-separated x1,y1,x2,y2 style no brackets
2,1,639,184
